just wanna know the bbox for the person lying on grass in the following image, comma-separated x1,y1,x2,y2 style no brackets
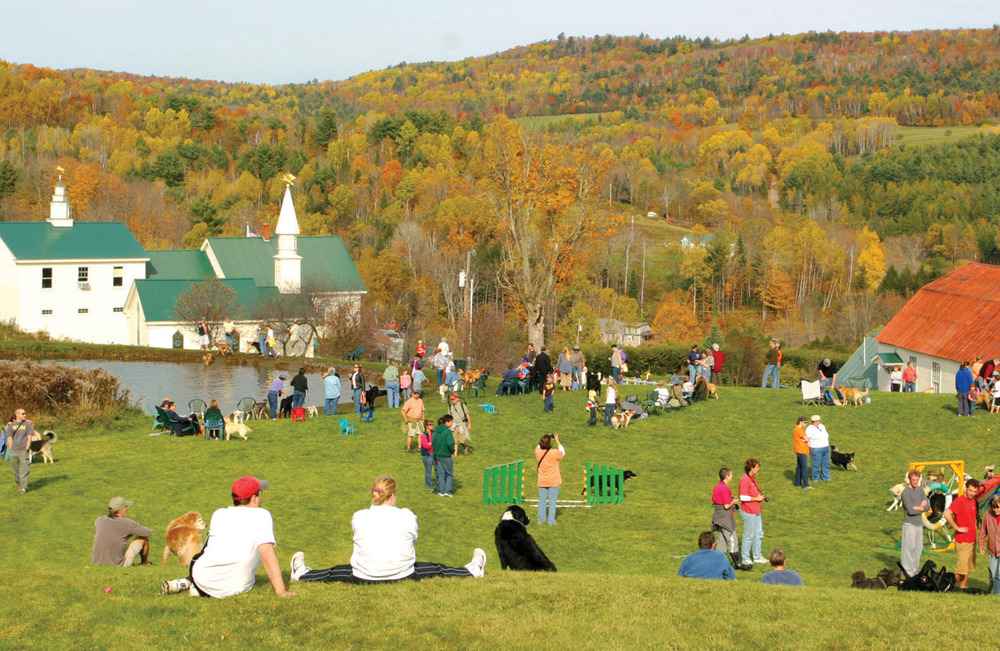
289,475,486,584
161,476,293,598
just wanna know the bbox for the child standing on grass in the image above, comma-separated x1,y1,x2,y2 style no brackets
543,373,556,412
586,389,599,426
711,467,745,570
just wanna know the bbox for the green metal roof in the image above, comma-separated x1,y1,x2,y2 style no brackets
146,250,216,280
205,236,366,292
0,222,147,260
133,278,280,322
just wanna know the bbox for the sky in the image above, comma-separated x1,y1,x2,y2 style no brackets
3,1,997,85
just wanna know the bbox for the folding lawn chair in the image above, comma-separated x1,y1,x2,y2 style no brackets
801,380,822,406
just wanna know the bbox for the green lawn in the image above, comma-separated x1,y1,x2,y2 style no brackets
3,385,998,648
894,125,991,147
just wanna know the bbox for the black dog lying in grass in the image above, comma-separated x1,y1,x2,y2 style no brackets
851,568,902,589
494,505,556,572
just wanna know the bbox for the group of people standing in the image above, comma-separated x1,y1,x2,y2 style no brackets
687,344,724,385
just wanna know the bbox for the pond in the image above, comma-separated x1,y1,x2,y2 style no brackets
41,359,352,414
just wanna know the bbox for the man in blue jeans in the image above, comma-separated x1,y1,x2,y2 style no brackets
432,415,456,496
267,374,286,420
290,368,308,409
805,414,830,482
761,339,779,388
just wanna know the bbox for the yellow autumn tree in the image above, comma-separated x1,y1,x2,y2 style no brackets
855,226,887,292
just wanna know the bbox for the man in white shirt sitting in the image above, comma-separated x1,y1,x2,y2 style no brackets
161,476,293,598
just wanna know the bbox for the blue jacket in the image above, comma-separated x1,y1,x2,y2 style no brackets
324,375,342,399
956,367,974,393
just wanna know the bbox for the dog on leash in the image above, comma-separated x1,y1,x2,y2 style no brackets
830,446,858,471
162,512,206,567
214,342,233,356
695,376,719,399
28,430,57,464
611,409,635,430
305,405,319,418
494,505,556,572
838,386,868,407
223,419,252,441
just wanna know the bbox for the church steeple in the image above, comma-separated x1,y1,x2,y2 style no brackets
273,181,302,294
48,172,73,228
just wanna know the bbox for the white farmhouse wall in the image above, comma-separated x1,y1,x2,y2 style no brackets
20,259,145,344
876,344,959,394
0,241,20,324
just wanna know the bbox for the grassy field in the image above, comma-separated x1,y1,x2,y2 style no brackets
893,125,991,147
3,383,999,648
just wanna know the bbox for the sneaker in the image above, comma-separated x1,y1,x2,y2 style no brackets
753,557,768,564
161,578,189,594
465,548,487,578
290,551,310,581
443,492,454,497
803,485,814,490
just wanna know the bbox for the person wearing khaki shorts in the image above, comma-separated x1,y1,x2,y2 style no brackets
944,478,981,589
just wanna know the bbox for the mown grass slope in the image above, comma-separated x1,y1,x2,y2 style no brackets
2,385,997,648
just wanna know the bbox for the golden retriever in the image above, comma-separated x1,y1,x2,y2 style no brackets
162,512,206,567
223,419,253,441
838,387,868,407
695,376,719,400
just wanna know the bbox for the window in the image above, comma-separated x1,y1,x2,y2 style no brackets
78,267,89,282
78,308,89,314
113,266,124,287
113,307,123,313
42,267,52,289
41,309,52,316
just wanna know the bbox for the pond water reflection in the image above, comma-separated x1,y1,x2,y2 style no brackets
42,359,348,413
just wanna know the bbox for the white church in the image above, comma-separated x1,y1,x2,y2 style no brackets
0,178,366,353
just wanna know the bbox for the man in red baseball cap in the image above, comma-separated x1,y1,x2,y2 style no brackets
161,476,293,598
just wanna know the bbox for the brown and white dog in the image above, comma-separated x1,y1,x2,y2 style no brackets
838,387,868,407
611,409,635,430
162,512,206,567
28,430,57,463
223,419,252,441
695,376,719,400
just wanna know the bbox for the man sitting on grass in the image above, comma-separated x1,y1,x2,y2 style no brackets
161,476,293,598
677,531,736,580
760,548,803,586
91,496,152,566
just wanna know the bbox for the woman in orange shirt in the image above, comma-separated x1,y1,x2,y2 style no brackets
535,433,565,525
793,417,812,490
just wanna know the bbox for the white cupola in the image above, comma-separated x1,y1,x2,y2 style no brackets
48,176,73,227
273,183,302,294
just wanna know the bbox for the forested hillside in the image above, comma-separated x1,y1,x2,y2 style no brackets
2,27,1000,355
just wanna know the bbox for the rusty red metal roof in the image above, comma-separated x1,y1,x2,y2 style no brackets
876,262,1000,362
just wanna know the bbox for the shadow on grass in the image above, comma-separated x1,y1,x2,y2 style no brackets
29,474,69,490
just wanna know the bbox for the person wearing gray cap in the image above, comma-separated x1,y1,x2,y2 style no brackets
162,476,293,598
267,373,286,420
91,497,152,566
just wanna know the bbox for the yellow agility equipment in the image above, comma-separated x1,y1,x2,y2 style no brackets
908,461,966,496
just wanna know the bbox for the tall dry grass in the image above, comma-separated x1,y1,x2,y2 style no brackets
0,360,133,424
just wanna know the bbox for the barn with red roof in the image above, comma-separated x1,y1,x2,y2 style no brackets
874,262,1000,393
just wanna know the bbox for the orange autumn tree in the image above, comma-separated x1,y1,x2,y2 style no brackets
479,115,612,347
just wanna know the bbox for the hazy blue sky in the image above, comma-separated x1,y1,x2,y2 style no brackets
4,1,996,84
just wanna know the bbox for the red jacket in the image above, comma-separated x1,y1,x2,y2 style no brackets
712,351,725,373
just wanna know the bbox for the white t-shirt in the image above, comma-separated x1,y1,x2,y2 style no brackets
605,386,617,405
191,506,276,598
350,504,418,581
805,423,830,448
437,340,450,355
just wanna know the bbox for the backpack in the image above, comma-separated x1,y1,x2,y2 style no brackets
823,390,837,406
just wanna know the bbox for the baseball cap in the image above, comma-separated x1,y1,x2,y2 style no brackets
811,414,821,422
822,358,831,365
232,476,270,500
108,497,133,511
279,374,287,379
450,393,460,402
573,345,580,350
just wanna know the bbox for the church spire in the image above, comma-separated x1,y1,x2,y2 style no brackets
48,168,73,228
273,180,301,294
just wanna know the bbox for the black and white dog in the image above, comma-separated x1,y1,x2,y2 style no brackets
494,505,556,572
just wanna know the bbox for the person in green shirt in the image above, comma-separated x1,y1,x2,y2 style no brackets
383,363,400,408
432,415,456,497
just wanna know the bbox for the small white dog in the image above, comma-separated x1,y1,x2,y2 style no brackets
223,419,252,441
